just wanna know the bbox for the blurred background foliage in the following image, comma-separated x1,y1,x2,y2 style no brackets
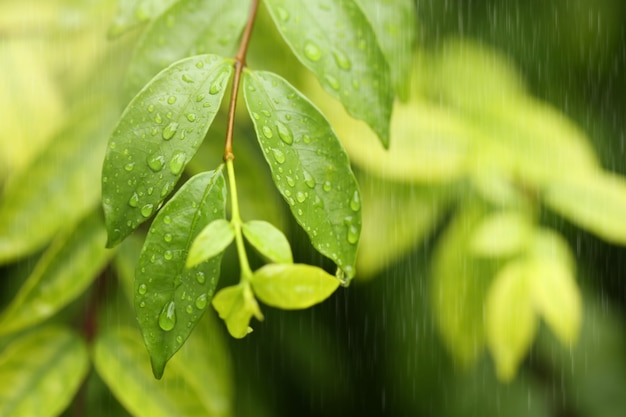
1,0,626,416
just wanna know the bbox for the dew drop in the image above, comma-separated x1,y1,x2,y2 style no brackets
195,94,204,102
303,135,311,144
141,204,154,218
167,96,177,104
163,215,172,224
196,271,206,284
158,301,176,331
162,122,179,140
323,181,332,192
164,233,173,242
276,121,293,144
296,191,306,203
210,69,230,95
128,193,139,207
347,225,359,244
324,74,340,90
155,113,163,124
350,190,361,211
332,49,352,70
164,250,173,260
139,301,146,308
195,294,208,310
124,162,135,172
262,125,273,139
161,182,172,197
304,41,322,61
182,74,194,83
303,170,316,188
271,148,286,164
186,113,196,122
147,154,165,172
138,283,147,295
147,104,155,112
176,335,184,344
252,112,260,120
286,176,295,187
169,151,187,175
261,110,271,117
195,61,204,69
185,305,193,314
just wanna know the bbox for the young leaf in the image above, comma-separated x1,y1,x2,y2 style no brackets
243,70,361,280
125,0,250,96
187,219,235,268
102,55,233,247
251,264,339,309
485,261,536,382
0,211,113,337
264,0,393,146
242,220,293,264
108,0,178,37
135,170,227,379
212,285,263,339
354,0,416,100
0,326,89,417
470,210,534,258
94,325,232,417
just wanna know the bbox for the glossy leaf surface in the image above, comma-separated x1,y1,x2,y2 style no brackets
212,285,263,339
108,0,178,37
251,263,339,309
135,170,227,379
187,219,235,268
125,0,250,96
242,220,293,264
0,326,89,417
243,70,361,280
264,0,393,146
0,211,113,337
103,55,233,247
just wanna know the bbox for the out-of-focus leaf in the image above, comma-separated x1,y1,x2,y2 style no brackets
102,55,233,247
124,0,250,97
485,260,536,381
94,322,233,417
0,100,117,264
354,0,416,100
135,170,227,379
357,174,454,278
251,264,339,309
242,220,293,264
243,70,361,281
113,233,146,302
0,326,89,417
470,210,534,257
544,171,626,244
187,219,234,268
108,0,178,37
264,0,393,146
212,285,263,339
431,203,495,366
0,211,113,337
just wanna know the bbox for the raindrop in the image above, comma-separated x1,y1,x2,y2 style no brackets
124,162,135,172
138,284,147,295
182,74,194,83
186,113,196,122
195,294,208,310
195,61,204,69
350,190,361,211
176,335,184,344
147,154,165,172
262,125,273,139
164,250,173,260
169,151,187,175
162,122,179,140
296,191,307,203
303,41,322,61
286,176,295,187
164,233,173,242
210,69,230,95
128,193,139,208
347,225,359,244
185,305,193,314
167,96,177,104
196,271,206,284
276,121,293,144
252,112,260,120
163,215,172,224
195,94,204,102
158,301,176,331
261,110,271,117
141,204,154,218
271,148,286,164
303,135,311,144
324,74,340,90
151,128,158,136
155,113,163,124
303,170,316,188
161,182,172,197
332,49,352,70
323,181,332,191
147,104,155,112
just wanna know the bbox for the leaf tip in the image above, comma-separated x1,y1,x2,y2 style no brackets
150,357,167,380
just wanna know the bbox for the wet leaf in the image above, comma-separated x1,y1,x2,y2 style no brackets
187,219,235,268
251,263,339,309
242,220,293,264
212,285,263,339
470,210,534,258
354,0,416,100
108,0,178,37
544,171,626,244
113,234,146,302
102,55,233,247
135,170,227,379
125,0,250,96
485,260,536,382
243,70,361,280
0,211,113,337
94,323,233,417
264,0,393,146
0,326,89,417
0,101,117,264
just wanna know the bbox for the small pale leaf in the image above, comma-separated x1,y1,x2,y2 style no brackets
470,210,534,258
212,285,263,339
102,55,233,247
243,70,360,280
251,263,339,310
108,0,178,37
187,219,235,268
242,220,293,264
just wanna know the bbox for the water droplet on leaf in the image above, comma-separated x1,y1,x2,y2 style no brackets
195,294,207,310
138,284,147,295
164,250,173,260
296,191,306,203
128,193,139,207
272,148,286,164
141,204,154,218
158,301,177,331
304,41,322,61
350,190,361,211
147,154,165,172
262,125,273,138
167,96,177,104
196,271,205,284
162,122,179,140
169,151,186,175
324,74,340,90
276,121,293,144
347,225,359,244
332,49,352,70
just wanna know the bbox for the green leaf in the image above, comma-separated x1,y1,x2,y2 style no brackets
94,324,233,417
354,0,416,100
243,70,361,280
102,55,233,247
0,326,89,417
251,263,339,309
135,170,227,379
212,285,263,339
187,219,235,268
242,220,293,264
108,0,178,37
264,0,393,146
113,234,146,302
0,100,117,264
0,211,113,337
544,172,626,244
470,210,534,258
125,0,250,96
485,260,536,382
